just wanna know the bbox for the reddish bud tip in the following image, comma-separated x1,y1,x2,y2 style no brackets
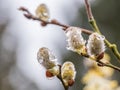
97,52,104,60
41,22,47,26
97,62,104,67
68,79,75,86
46,70,54,78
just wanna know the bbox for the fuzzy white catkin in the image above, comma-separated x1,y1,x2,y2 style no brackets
61,61,76,86
37,47,57,69
65,27,86,52
87,33,105,56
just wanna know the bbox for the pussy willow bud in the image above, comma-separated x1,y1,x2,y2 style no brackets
65,27,86,54
61,61,76,86
37,47,59,76
35,4,49,21
86,33,105,59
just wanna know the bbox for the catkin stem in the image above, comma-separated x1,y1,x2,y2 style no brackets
84,0,120,62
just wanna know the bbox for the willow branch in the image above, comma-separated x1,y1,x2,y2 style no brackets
84,55,120,72
84,0,120,62
57,65,69,90
19,6,120,72
57,75,69,90
84,0,100,33
18,7,92,35
97,60,120,72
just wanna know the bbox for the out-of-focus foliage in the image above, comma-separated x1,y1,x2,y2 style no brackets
82,53,118,90
0,24,14,90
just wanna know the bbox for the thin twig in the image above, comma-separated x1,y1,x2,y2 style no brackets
57,75,69,90
18,7,92,34
84,0,100,33
57,65,69,90
97,60,120,72
19,7,69,29
84,0,120,62
84,0,93,19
